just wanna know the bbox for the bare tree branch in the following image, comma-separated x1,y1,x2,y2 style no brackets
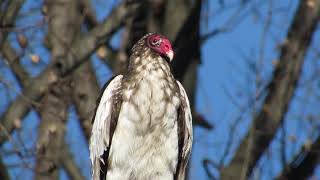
35,0,78,179
61,143,86,180
1,37,86,180
0,0,28,86
80,0,98,28
0,156,10,180
163,0,191,41
0,1,138,145
96,44,119,70
203,159,219,180
0,1,25,179
79,0,120,70
276,135,320,180
0,0,25,45
1,41,29,87
71,62,99,141
169,0,212,130
35,82,70,180
220,1,320,179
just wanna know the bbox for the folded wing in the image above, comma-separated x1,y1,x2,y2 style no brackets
90,75,123,180
175,81,193,180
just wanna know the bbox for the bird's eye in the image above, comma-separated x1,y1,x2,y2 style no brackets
151,38,161,47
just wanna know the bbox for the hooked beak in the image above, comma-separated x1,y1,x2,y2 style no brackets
166,50,174,61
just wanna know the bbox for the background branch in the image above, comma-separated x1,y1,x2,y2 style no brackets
277,135,320,180
0,156,10,180
221,1,320,179
0,1,138,145
61,143,86,180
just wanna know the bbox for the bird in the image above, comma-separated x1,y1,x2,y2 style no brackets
90,33,193,180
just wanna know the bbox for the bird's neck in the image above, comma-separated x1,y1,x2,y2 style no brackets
127,49,172,77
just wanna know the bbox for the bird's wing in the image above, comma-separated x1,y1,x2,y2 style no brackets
175,80,193,180
90,75,123,180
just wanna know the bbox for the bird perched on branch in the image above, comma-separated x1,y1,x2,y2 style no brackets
90,33,193,180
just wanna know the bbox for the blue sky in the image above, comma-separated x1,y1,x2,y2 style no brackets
1,0,320,179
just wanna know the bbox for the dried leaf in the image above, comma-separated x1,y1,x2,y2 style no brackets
303,139,312,150
13,119,21,129
30,54,40,63
271,59,279,67
96,46,107,59
48,124,57,134
17,34,28,48
42,4,48,15
276,39,289,50
307,0,315,9
48,71,58,83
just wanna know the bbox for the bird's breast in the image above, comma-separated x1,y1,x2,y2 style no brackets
122,72,180,131
107,69,180,179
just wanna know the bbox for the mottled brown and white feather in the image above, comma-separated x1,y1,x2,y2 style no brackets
90,75,123,180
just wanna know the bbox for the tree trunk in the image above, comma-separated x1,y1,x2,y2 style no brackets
35,0,80,179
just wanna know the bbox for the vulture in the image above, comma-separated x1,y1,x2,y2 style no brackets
90,33,193,180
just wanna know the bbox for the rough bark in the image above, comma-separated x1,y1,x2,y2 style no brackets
220,1,320,179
